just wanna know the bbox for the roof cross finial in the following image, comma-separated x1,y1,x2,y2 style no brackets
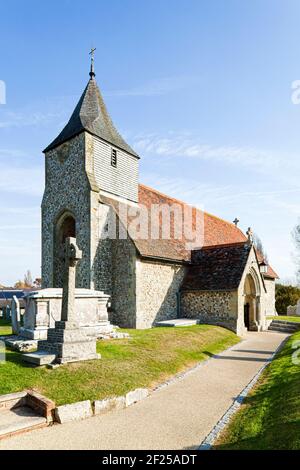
246,226,254,244
89,47,96,79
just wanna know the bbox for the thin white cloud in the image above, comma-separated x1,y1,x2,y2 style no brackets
0,165,44,197
0,77,197,129
134,132,300,197
141,173,300,220
105,76,199,97
0,149,29,158
0,224,40,230
0,95,75,129
0,110,65,129
141,173,231,207
0,206,39,216
134,132,279,167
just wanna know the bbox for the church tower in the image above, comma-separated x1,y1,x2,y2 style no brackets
41,53,140,290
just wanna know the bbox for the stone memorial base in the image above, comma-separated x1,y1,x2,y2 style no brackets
20,288,113,341
24,320,100,365
42,320,100,364
23,351,56,366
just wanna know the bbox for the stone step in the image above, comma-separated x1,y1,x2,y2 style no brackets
268,320,300,334
268,325,298,333
269,325,298,333
22,351,56,366
270,323,299,329
155,318,199,327
0,406,47,440
0,392,27,412
269,323,296,329
271,321,300,329
269,327,293,333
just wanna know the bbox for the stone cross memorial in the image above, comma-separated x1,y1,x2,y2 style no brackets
5,306,11,320
24,237,100,366
11,295,21,335
61,237,82,324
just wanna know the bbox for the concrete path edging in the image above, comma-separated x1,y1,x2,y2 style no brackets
198,336,289,450
54,388,150,424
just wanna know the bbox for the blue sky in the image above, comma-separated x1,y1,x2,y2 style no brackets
1,0,300,285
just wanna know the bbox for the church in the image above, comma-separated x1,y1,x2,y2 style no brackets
41,58,278,336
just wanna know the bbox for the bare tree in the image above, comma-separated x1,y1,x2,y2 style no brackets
253,233,268,262
23,270,33,288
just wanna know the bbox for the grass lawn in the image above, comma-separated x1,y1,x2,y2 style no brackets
0,318,12,336
267,315,300,323
0,325,239,406
214,331,300,450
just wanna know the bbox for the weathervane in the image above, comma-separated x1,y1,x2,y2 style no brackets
89,47,96,79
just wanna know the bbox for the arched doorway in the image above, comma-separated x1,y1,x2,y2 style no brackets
53,211,76,287
243,270,261,331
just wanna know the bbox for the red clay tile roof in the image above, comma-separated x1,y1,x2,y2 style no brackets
139,183,247,248
100,184,278,278
101,184,247,261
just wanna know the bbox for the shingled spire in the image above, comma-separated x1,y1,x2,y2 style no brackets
43,53,138,157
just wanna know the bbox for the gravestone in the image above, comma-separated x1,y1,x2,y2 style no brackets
20,288,112,340
11,296,21,335
24,237,100,365
287,299,300,316
5,306,11,320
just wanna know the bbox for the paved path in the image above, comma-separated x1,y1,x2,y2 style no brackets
0,331,287,450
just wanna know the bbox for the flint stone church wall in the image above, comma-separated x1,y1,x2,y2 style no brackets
180,290,238,331
136,260,186,329
42,134,92,289
110,236,137,328
92,202,113,296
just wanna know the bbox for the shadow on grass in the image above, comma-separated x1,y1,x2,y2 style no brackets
4,349,37,368
233,349,274,355
213,420,300,450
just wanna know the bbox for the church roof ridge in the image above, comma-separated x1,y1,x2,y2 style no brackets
196,241,248,251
